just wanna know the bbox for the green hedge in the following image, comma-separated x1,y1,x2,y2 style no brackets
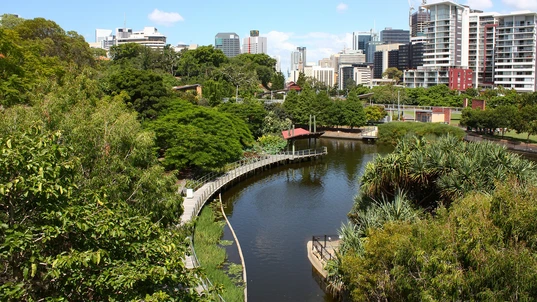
377,122,465,145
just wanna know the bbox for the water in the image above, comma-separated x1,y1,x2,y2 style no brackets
220,138,393,301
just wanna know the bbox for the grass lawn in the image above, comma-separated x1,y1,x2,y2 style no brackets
450,112,461,126
493,130,537,144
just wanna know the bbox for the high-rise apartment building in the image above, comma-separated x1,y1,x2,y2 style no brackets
242,30,267,54
468,11,498,87
215,33,240,57
404,0,537,92
405,1,472,89
380,28,410,44
424,1,470,68
494,12,537,92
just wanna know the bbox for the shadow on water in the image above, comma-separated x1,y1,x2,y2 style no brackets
219,138,392,301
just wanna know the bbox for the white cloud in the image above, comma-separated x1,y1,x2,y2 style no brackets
466,0,493,9
148,9,184,26
336,3,348,13
502,0,537,10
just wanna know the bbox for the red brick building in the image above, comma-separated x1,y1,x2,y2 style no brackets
449,68,473,91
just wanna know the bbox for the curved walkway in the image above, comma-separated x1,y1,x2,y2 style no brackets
180,148,327,225
182,148,327,301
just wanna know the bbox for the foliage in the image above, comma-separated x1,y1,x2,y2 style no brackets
149,100,254,171
271,71,285,90
365,105,387,122
257,134,288,154
0,83,201,300
341,181,537,301
377,122,465,145
103,66,172,120
342,91,367,129
218,99,267,138
261,110,292,135
194,205,245,302
381,67,403,83
355,135,537,213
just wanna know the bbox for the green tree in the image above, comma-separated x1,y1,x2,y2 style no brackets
381,67,403,83
364,105,387,122
103,67,171,120
0,76,201,300
0,14,24,29
271,71,285,90
149,100,254,171
218,98,267,138
343,90,367,129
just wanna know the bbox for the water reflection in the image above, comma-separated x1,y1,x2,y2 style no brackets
221,138,392,301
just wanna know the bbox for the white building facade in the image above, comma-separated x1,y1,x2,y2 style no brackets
494,12,537,92
242,36,267,54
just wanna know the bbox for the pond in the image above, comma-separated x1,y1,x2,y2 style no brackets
220,138,393,301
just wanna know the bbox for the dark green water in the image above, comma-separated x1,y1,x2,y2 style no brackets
221,138,393,301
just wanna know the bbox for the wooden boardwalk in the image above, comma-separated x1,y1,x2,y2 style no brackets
180,148,327,225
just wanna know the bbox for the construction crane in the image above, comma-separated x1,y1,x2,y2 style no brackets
408,0,414,29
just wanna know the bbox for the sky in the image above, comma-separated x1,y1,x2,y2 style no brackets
3,0,537,73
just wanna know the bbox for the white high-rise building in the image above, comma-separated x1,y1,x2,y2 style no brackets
468,11,498,88
494,12,537,92
339,49,366,65
115,27,166,48
423,1,470,68
304,66,336,87
242,30,267,54
404,1,537,92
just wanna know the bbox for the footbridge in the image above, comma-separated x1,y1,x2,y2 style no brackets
180,147,327,225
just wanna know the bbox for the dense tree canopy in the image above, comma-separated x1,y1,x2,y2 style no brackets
149,100,254,171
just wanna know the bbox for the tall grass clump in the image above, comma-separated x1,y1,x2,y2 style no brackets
377,122,465,145
194,204,245,302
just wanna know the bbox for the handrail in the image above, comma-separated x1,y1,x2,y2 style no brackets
187,148,327,192
182,148,328,224
188,236,226,301
311,235,339,262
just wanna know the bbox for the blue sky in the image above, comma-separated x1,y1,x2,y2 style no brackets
3,0,537,72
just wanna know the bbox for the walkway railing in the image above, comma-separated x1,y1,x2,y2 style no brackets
182,148,328,224
312,235,339,262
188,237,225,301
465,133,537,153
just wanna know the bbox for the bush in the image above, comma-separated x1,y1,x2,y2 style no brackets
377,122,465,145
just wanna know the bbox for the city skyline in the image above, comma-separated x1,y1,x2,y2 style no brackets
3,0,537,72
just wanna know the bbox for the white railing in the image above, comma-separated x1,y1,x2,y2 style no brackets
185,148,327,222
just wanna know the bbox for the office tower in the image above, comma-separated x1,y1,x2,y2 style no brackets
215,32,241,57
352,31,372,52
242,30,267,54
380,27,410,44
291,47,307,72
297,47,307,69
